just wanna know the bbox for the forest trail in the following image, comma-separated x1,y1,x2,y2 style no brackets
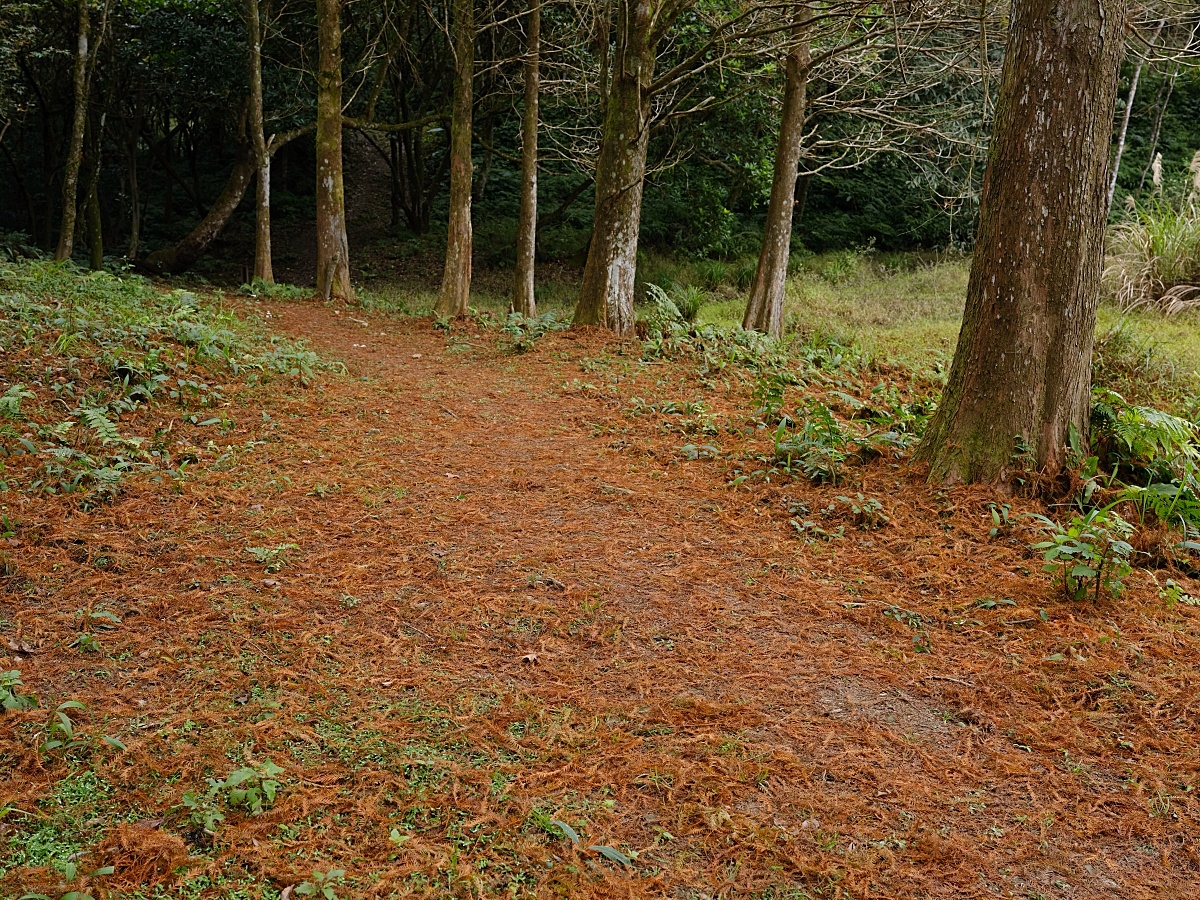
5,302,1198,899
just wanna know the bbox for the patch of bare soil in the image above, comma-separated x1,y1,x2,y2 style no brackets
2,304,1198,899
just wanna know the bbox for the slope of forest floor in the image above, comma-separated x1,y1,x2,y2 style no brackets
2,284,1200,900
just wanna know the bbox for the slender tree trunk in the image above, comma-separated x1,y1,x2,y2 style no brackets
55,0,90,261
743,7,812,337
1138,64,1179,194
435,0,474,317
1107,21,1162,213
83,112,105,270
573,0,655,336
126,97,142,258
246,0,273,283
916,0,1130,484
512,0,540,317
85,176,103,269
473,113,493,201
316,0,353,300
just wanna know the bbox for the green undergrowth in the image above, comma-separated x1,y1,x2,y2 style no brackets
0,260,340,507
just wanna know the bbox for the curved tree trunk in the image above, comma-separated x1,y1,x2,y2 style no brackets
435,0,475,318
512,0,540,318
55,0,90,261
743,7,812,337
316,0,353,301
916,0,1130,484
573,0,655,336
247,0,273,284
141,139,254,275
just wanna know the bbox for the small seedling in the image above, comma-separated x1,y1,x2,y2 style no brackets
836,493,889,529
71,633,101,654
295,868,346,899
1,669,36,712
245,543,299,573
40,701,87,754
214,759,285,815
987,503,1012,538
1160,579,1200,607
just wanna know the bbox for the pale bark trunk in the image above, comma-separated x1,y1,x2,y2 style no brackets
743,8,811,337
916,0,1130,483
316,0,353,300
55,0,90,261
512,0,540,318
435,0,474,317
1107,22,1161,213
247,0,273,283
573,0,655,336
1137,64,1179,194
141,138,254,275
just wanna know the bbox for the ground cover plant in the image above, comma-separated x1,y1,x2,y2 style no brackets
2,263,1200,899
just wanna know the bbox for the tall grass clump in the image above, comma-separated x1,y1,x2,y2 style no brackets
1105,152,1200,313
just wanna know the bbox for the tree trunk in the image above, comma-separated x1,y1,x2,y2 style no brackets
55,0,90,261
83,112,105,270
915,0,1129,484
436,0,477,316
85,175,103,269
247,0,273,284
573,0,655,336
512,0,540,318
126,98,142,259
1107,21,1162,213
435,0,474,317
1138,64,1179,194
316,0,353,300
743,8,812,337
141,141,254,274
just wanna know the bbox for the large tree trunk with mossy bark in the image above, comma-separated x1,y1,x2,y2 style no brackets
743,7,811,337
316,0,353,301
915,0,1129,484
435,0,474,318
572,0,656,336
512,0,539,318
55,0,90,261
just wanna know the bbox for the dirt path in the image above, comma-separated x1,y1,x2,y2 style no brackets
4,303,1198,899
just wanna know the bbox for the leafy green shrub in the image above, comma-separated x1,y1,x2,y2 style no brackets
775,400,853,485
502,310,569,353
1027,506,1135,601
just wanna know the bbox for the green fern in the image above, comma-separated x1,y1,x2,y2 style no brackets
78,406,121,445
0,384,34,418
1091,389,1197,473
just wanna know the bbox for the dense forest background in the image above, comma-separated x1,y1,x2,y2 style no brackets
3,0,1198,286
